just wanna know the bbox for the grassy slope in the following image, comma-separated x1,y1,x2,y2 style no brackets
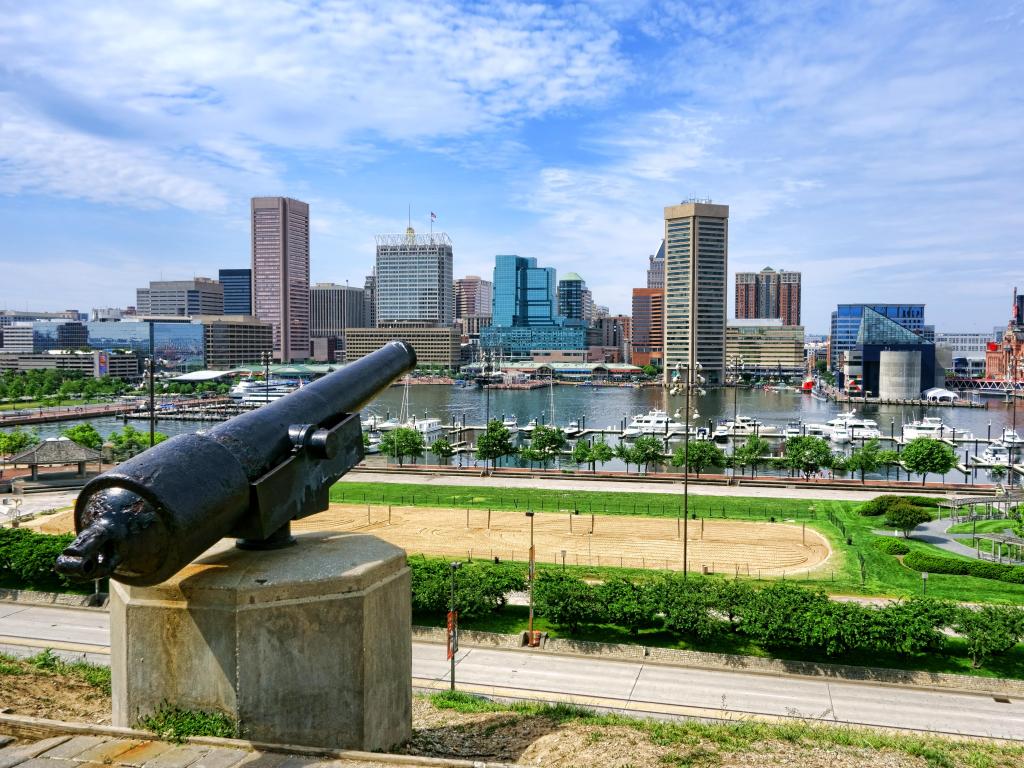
334,481,1024,604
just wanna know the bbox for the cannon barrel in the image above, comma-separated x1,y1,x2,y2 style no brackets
55,341,417,586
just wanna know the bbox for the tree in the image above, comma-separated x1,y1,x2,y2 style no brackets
0,427,40,457
632,435,664,474
590,438,613,473
107,425,168,461
877,449,901,481
613,442,637,473
61,424,103,451
534,571,602,633
378,427,424,467
475,419,515,470
430,437,454,465
640,364,658,378
990,464,1008,483
901,437,957,485
518,445,545,469
846,438,882,484
735,435,769,477
954,605,1024,668
598,577,659,635
783,436,832,480
530,425,566,462
659,575,727,641
884,501,933,538
671,440,725,477
570,440,591,469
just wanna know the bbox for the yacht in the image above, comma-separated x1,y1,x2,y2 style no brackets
712,423,730,442
902,417,972,440
502,415,519,434
412,417,443,439
783,421,804,438
805,423,830,438
623,409,685,437
230,377,293,400
980,443,1011,465
239,382,298,406
565,419,582,437
825,411,882,441
521,418,538,435
830,425,852,444
1000,428,1024,446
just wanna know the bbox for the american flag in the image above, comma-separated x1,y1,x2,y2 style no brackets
430,211,437,221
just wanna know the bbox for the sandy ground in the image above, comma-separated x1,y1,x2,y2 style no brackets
295,503,831,576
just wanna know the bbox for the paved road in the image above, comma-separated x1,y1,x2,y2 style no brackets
2,604,1022,740
345,470,927,503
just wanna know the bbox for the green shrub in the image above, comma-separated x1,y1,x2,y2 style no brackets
858,495,937,517
409,558,526,619
903,550,1024,584
0,528,76,591
884,502,933,537
137,703,237,742
871,537,910,556
534,571,603,632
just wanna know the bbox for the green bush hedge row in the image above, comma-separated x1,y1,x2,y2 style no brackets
410,558,526,619
902,550,1024,584
0,528,75,592
871,537,910,556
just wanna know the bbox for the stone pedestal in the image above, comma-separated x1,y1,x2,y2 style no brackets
111,531,411,751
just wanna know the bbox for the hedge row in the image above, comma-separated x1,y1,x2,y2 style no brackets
871,537,910,556
0,528,75,592
534,572,959,657
903,550,1024,584
410,558,526,619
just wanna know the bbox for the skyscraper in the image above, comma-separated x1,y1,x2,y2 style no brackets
363,271,376,328
631,288,664,368
647,241,665,289
219,268,253,315
136,278,224,317
735,267,801,326
310,283,367,337
251,197,310,362
481,255,583,357
663,200,729,385
374,227,453,327
557,273,593,327
454,275,493,319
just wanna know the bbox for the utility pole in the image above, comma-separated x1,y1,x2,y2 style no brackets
526,511,536,642
671,360,705,579
448,561,461,690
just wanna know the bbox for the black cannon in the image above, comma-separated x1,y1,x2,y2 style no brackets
55,341,417,586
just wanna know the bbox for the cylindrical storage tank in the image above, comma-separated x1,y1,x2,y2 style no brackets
878,350,921,400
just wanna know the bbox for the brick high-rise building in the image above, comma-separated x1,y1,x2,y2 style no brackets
663,200,728,384
631,288,664,368
251,196,310,362
735,267,801,326
454,275,493,319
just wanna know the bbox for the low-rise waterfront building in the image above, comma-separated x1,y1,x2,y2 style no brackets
725,320,805,377
343,326,460,368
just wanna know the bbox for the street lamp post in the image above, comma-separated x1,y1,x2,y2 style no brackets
448,561,461,691
525,511,536,641
144,356,155,447
671,360,705,580
261,351,272,407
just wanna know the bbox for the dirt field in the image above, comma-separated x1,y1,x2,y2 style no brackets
295,504,831,576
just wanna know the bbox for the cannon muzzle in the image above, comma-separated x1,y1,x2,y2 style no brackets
56,341,417,586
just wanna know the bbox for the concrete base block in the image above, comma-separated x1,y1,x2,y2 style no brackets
110,531,411,751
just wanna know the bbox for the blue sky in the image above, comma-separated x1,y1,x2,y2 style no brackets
1,0,1022,333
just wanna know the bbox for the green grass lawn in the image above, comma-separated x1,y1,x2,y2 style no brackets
0,397,116,412
416,604,1024,680
947,518,1019,535
337,481,1024,604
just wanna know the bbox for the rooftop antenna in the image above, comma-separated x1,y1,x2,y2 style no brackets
407,204,411,229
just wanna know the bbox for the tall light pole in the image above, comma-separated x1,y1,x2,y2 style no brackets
261,351,272,407
448,561,461,691
671,360,705,579
727,355,744,468
526,511,536,641
144,356,155,447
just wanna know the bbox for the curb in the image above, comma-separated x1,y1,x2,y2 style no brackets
0,714,525,768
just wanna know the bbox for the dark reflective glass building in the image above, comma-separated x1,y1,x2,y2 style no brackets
31,320,205,371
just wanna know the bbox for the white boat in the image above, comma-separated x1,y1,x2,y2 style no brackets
239,383,297,405
623,409,685,437
1000,428,1024,446
502,415,519,434
412,417,443,439
825,411,882,441
805,424,830,438
783,422,804,438
565,419,581,437
712,423,730,442
830,425,852,444
902,417,971,440
520,418,538,434
719,415,775,437
980,443,1011,465
230,377,293,400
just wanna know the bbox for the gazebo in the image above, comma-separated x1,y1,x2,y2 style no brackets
9,437,103,481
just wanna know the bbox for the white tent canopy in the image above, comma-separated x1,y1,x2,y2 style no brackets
923,387,959,402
